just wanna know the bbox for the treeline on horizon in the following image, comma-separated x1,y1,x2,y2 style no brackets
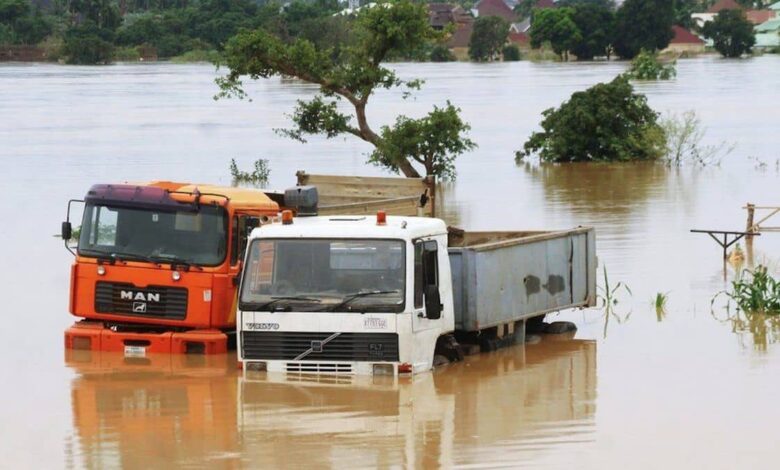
0,0,773,64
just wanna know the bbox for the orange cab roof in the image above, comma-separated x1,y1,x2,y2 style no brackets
145,181,279,213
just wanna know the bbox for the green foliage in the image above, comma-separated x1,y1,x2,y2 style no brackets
67,0,121,30
219,0,476,179
702,9,756,58
230,158,271,186
613,0,674,59
113,45,141,61
63,21,115,64
0,0,52,44
596,265,633,338
653,292,669,322
626,49,676,79
502,43,521,61
518,76,666,162
673,0,699,29
570,1,615,60
727,266,780,314
429,43,456,62
530,7,581,60
468,15,509,62
513,0,537,20
371,102,476,181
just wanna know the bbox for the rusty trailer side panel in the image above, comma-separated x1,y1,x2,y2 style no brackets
448,227,596,332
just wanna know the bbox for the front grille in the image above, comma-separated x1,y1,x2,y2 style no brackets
242,332,399,362
95,282,187,320
286,362,353,374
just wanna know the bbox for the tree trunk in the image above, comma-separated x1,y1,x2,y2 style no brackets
354,101,422,178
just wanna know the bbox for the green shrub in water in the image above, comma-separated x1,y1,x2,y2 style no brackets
626,49,676,80
728,266,780,314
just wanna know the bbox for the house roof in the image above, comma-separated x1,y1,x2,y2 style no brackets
475,0,517,21
669,25,704,44
746,9,776,25
511,18,531,32
447,21,474,48
755,17,780,31
708,0,743,13
508,32,530,45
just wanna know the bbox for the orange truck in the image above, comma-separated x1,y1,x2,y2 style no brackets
61,181,289,355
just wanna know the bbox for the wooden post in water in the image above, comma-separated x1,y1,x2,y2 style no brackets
746,203,755,267
746,203,756,239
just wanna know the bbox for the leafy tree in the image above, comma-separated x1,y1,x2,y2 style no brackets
513,0,536,20
0,0,52,44
625,49,676,79
429,43,455,62
702,9,755,58
570,1,615,60
67,0,121,30
468,16,509,62
218,0,476,179
63,19,114,63
518,76,666,162
530,7,582,60
502,43,521,61
673,0,699,29
613,0,674,59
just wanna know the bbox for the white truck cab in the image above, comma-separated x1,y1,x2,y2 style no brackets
237,212,597,376
238,213,454,375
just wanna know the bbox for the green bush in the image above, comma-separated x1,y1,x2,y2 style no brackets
113,45,140,61
429,44,455,62
727,266,780,314
502,44,521,61
626,49,676,80
63,22,115,64
170,49,221,63
702,9,756,58
517,75,666,162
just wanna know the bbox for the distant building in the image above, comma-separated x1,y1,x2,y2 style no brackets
473,0,518,22
663,25,705,54
693,0,776,27
508,32,531,49
428,3,470,30
755,18,780,48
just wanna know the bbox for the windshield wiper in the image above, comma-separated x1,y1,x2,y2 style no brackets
242,296,322,312
109,252,170,265
329,290,400,312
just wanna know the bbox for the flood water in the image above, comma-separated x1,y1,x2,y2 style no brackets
2,56,780,468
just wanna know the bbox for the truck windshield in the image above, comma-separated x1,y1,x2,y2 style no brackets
77,203,228,266
240,239,405,313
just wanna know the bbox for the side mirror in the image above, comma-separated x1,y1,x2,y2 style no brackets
424,285,442,320
61,221,72,241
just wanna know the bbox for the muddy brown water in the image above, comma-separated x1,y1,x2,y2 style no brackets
1,57,779,468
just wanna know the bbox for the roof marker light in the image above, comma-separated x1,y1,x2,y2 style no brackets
376,210,387,226
281,210,294,225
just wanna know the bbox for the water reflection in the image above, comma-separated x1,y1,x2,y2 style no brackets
65,350,240,469
239,338,596,467
521,161,674,219
712,310,780,352
66,339,596,468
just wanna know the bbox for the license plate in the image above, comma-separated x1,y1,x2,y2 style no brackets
124,345,147,358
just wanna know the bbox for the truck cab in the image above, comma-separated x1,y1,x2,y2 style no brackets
238,213,454,375
65,182,281,354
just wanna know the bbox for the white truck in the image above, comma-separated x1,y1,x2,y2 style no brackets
237,212,596,375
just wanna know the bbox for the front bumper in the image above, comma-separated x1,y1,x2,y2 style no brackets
243,359,406,376
64,321,229,355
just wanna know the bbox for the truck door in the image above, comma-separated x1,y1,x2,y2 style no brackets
412,240,444,333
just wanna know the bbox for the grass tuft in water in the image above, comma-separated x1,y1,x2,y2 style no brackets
230,158,271,187
652,292,669,322
596,266,632,338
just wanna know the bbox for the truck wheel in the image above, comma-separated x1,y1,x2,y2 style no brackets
435,335,464,363
525,315,548,334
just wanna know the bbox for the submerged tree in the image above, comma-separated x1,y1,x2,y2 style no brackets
702,9,756,58
469,16,510,62
217,0,476,179
517,76,666,162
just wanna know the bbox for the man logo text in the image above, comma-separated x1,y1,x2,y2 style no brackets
121,291,160,303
